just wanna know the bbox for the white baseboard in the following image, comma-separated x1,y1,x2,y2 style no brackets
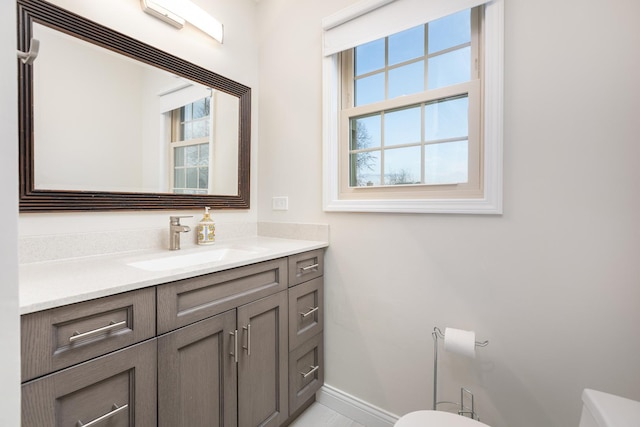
317,384,400,427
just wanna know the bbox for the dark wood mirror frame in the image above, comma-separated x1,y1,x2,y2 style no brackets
17,0,250,212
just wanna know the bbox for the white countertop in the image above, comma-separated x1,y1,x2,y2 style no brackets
19,236,328,315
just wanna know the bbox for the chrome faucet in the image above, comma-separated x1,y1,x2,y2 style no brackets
169,216,192,250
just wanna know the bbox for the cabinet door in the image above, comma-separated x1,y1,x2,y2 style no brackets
22,339,156,427
237,291,288,427
158,310,237,427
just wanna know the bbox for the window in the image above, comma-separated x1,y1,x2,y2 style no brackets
170,97,211,194
342,8,480,195
322,0,503,214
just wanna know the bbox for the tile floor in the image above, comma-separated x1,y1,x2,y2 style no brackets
289,403,365,427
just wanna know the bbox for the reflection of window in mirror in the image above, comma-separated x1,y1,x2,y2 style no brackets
170,96,212,194
160,84,238,196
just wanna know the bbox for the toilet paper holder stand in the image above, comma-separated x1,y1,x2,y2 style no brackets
432,327,488,420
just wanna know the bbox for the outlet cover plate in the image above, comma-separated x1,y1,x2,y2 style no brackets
272,196,289,211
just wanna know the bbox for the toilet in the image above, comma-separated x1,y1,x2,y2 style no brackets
579,389,640,427
395,410,490,427
395,389,640,427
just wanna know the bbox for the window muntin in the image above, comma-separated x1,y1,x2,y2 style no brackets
170,97,212,194
341,7,481,197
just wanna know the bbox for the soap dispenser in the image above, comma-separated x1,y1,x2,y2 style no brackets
197,207,215,245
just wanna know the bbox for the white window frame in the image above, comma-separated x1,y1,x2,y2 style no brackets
322,0,504,214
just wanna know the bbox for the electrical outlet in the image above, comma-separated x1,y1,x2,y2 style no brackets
272,196,289,211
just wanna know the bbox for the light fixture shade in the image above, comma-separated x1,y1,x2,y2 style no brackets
142,0,224,44
140,0,185,29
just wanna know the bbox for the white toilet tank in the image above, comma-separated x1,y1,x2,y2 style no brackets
579,389,640,427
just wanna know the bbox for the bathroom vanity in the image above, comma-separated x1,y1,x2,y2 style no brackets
19,238,326,427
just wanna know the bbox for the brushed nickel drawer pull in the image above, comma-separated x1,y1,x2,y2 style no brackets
300,365,320,378
300,306,319,318
229,330,238,363
299,263,319,273
76,403,128,427
69,320,126,343
242,324,251,356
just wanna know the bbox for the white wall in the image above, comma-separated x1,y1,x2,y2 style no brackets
0,0,21,424
19,0,260,235
257,0,640,426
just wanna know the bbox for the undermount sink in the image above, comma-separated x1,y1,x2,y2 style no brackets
127,246,264,272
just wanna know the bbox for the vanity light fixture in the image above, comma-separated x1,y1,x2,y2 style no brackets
141,0,185,29
141,0,224,44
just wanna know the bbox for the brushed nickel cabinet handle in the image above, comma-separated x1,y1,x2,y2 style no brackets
242,324,251,356
76,403,128,427
299,306,319,318
69,320,127,343
299,263,319,273
299,365,320,378
229,330,238,363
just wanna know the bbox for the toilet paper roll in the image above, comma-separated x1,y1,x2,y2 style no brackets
444,327,476,358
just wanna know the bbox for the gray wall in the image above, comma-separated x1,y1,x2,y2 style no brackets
256,0,640,426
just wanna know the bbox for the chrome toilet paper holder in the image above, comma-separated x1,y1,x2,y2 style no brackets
432,326,488,420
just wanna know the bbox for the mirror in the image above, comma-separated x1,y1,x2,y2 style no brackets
18,0,251,211
32,23,240,196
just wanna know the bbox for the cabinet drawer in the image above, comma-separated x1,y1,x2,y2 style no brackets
22,339,157,427
157,257,288,334
288,277,323,350
288,249,324,287
289,333,324,415
21,287,156,382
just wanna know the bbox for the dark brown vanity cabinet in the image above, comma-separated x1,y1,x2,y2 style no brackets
21,250,324,427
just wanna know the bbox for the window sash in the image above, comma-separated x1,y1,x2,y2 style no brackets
170,140,210,193
339,79,482,199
